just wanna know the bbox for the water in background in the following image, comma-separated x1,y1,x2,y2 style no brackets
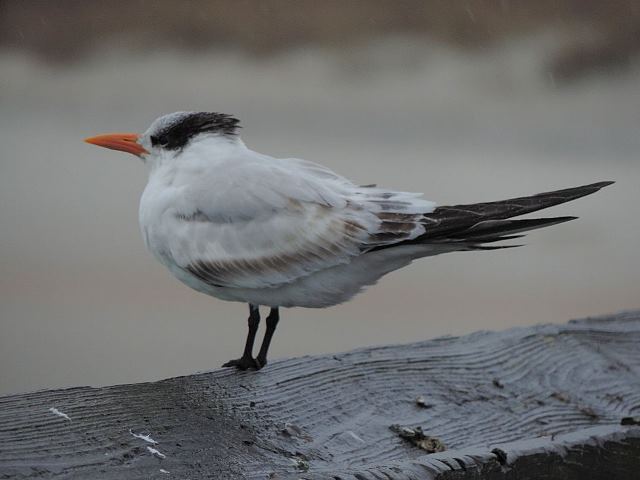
1,35,639,395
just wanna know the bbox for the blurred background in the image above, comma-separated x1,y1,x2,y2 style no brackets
1,0,639,396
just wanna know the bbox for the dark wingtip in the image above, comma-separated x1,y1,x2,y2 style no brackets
590,180,615,189
523,216,578,227
474,244,525,250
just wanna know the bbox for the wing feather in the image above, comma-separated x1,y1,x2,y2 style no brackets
161,155,436,289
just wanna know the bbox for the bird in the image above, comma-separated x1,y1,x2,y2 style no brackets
85,111,613,371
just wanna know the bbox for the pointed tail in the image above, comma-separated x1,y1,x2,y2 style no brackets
415,181,614,248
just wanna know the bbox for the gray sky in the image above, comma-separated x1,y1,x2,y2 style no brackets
1,36,639,396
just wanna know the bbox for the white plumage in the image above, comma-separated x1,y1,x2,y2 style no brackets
85,111,611,369
137,126,437,308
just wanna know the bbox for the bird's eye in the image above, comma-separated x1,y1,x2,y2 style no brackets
150,135,169,147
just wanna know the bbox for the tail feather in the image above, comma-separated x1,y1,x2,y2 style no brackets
420,181,613,240
468,244,524,251
474,234,526,243
449,216,577,242
371,181,613,252
452,217,577,251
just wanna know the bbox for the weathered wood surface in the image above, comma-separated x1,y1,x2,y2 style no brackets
1,311,639,479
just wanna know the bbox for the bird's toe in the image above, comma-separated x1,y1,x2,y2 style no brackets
222,356,258,370
254,356,267,370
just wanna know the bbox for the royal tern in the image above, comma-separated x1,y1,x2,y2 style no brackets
85,111,613,370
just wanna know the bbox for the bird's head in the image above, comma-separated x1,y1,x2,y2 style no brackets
84,111,242,162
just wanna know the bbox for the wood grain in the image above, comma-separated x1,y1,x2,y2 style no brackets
1,311,639,479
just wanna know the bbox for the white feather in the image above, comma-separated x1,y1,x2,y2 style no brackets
139,133,436,308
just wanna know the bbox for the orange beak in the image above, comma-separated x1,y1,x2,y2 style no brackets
84,133,148,157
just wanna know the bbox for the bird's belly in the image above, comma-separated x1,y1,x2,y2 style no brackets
156,260,333,307
192,244,437,308
232,243,443,308
150,255,356,308
139,215,352,308
144,229,440,308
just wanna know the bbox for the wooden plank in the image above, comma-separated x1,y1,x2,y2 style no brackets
1,311,639,479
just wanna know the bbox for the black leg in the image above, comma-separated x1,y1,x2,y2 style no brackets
255,307,280,369
222,304,260,370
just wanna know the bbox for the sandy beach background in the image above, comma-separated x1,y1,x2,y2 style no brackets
1,1,639,395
